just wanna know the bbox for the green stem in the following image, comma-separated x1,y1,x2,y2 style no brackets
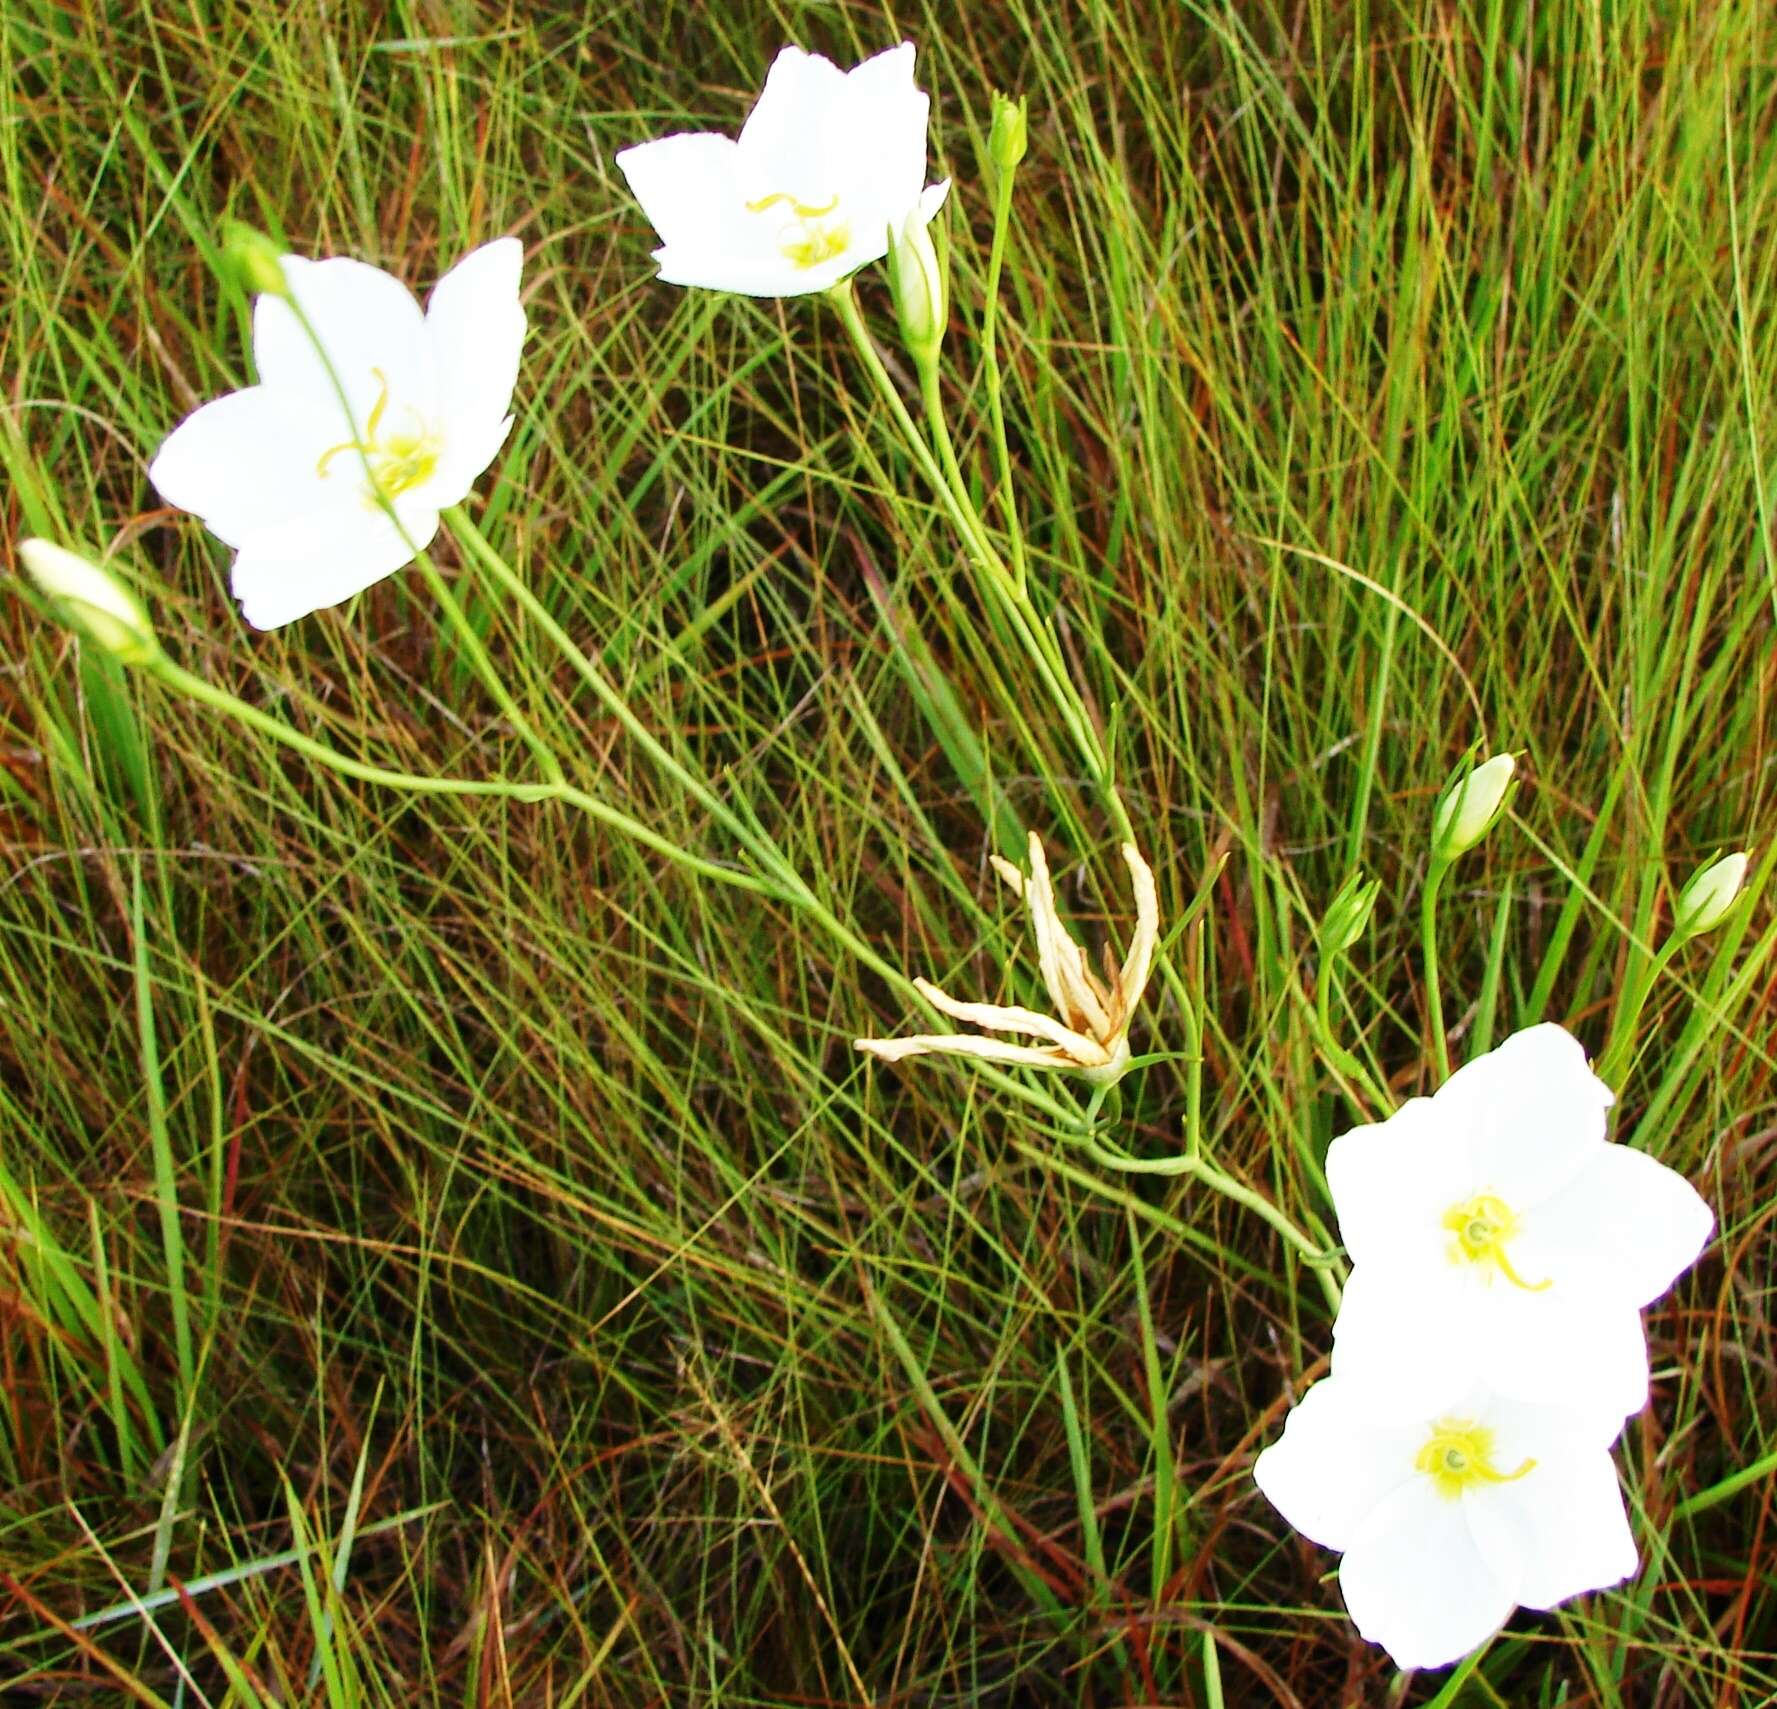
1598,932,1686,1089
979,159,1029,596
146,657,771,896
1421,857,1452,1080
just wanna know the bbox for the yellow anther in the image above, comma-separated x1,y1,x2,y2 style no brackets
1442,1193,1551,1292
781,224,851,270
315,369,438,500
745,190,840,218
1415,1418,1537,1501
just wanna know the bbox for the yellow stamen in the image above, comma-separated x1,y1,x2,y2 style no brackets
313,369,439,502
745,191,840,218
780,224,851,270
1442,1193,1551,1292
1415,1418,1537,1501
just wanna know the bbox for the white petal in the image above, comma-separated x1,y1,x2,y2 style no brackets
1466,1433,1636,1611
835,43,931,246
424,238,525,501
1340,1478,1517,1671
229,501,438,630
911,978,1106,1059
1114,843,1160,1020
1514,1143,1714,1310
1252,1376,1422,1553
736,46,850,204
1325,1095,1476,1272
253,255,434,433
1332,1262,1650,1431
1473,1277,1651,1425
649,243,855,298
615,132,746,254
1439,1024,1612,1209
852,1033,1076,1071
149,385,343,548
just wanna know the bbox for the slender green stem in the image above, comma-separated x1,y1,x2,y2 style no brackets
1421,857,1452,1079
146,657,772,896
1598,931,1686,1088
979,159,1029,596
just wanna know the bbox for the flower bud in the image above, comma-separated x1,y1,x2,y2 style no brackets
1320,868,1381,957
222,220,291,301
18,539,158,664
1431,753,1516,864
886,209,945,367
989,91,1029,174
1671,850,1749,939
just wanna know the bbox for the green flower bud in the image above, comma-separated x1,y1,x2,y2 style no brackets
1320,868,1382,957
223,220,292,301
1671,850,1749,939
18,538,158,664
886,210,945,367
1431,752,1516,865
989,91,1028,174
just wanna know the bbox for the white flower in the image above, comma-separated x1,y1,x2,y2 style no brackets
1253,1372,1638,1671
18,539,156,662
855,834,1158,1085
614,43,949,298
1326,1023,1714,1424
149,238,525,629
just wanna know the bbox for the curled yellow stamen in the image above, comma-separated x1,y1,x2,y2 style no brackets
1442,1193,1551,1292
315,368,394,478
745,190,840,218
1415,1419,1537,1501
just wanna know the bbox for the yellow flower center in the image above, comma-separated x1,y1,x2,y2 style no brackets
1441,1192,1551,1291
746,190,851,272
315,368,441,505
1414,1418,1537,1501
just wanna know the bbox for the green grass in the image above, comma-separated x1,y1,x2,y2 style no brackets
3,0,1774,1702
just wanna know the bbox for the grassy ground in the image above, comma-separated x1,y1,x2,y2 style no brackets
3,0,1774,1702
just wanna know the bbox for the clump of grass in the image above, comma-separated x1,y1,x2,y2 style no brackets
3,1,1773,1703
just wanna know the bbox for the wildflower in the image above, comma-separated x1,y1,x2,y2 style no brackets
1326,1024,1713,1423
614,43,949,297
149,237,525,629
17,539,157,663
1253,1372,1637,1671
1671,850,1750,940
855,834,1158,1085
1430,752,1516,864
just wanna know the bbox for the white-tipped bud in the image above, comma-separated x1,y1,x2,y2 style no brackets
1431,752,1516,864
18,539,157,664
886,209,945,367
1671,850,1749,940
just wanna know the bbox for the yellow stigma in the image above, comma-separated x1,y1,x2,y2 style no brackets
746,190,850,271
1415,1418,1536,1501
315,367,440,503
1442,1192,1551,1292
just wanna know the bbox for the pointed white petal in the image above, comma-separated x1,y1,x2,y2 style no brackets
1325,1095,1476,1272
1466,1434,1636,1611
1340,1478,1517,1671
253,256,434,431
836,43,930,250
616,132,746,254
229,501,437,629
650,243,855,298
1514,1143,1714,1310
425,237,526,501
853,1033,1076,1071
1114,842,1159,1019
1252,1376,1422,1553
1474,1278,1651,1425
911,978,1104,1059
736,46,849,203
1438,1024,1612,1208
149,385,342,548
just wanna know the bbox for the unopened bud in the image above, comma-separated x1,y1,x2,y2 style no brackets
18,539,158,664
989,91,1029,174
887,209,945,366
1671,850,1749,939
1320,869,1381,957
223,221,291,301
1431,752,1516,864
